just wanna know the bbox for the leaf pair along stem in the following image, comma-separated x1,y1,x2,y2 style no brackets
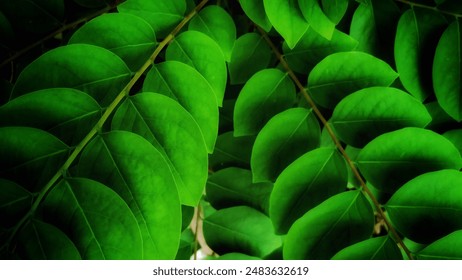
4,0,210,253
255,25,414,260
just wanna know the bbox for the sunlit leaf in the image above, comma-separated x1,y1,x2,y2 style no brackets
322,0,349,24
331,236,403,260
416,230,462,260
238,0,272,31
299,0,335,40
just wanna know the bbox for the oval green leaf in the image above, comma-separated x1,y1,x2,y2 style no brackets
322,0,349,24
238,0,272,31
234,68,296,136
331,236,403,260
308,51,398,109
251,108,321,183
331,87,432,148
209,131,255,171
416,230,462,260
357,128,462,194
299,0,335,40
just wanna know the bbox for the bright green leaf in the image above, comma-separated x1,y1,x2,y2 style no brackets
443,129,462,155
234,69,296,136
0,179,32,228
322,0,349,24
331,236,403,260
215,253,261,260
299,0,335,40
416,230,462,260
284,191,374,259
252,108,321,183
357,128,462,194
209,132,255,171
331,87,432,148
238,0,272,31
270,148,348,234
308,51,398,109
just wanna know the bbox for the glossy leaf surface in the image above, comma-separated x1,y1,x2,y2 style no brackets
331,236,403,260
416,230,462,260
299,0,335,40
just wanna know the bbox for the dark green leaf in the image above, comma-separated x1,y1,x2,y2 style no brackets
69,13,157,71
228,33,272,85
181,206,194,232
357,128,462,194
166,30,226,106
322,0,349,24
42,178,142,259
0,179,32,228
331,236,403,260
215,253,261,260
386,170,462,244
0,88,101,146
443,129,462,155
299,0,335,40
143,61,218,153
77,131,181,259
206,167,273,214
284,191,374,259
234,69,296,136
308,51,398,109
203,206,282,258
0,127,69,191
252,108,321,183
112,93,208,206
331,87,432,148
425,101,456,132
433,20,462,121
394,8,447,101
11,44,131,107
270,148,348,234
209,132,255,171
416,230,462,260
188,5,236,61
72,0,107,8
238,0,272,31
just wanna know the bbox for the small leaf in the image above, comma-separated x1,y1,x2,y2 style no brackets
284,191,374,260
394,8,447,101
228,33,272,85
17,220,81,260
203,206,282,258
78,131,181,259
112,93,208,206
308,51,398,109
433,20,462,121
188,5,236,61
0,88,101,146
166,30,226,106
0,179,32,228
0,127,69,191
270,148,348,234
416,230,462,260
118,0,186,38
69,13,157,71
263,0,310,49
11,44,131,107
234,69,296,136
322,0,349,24
251,108,321,183
206,167,273,215
331,236,403,260
357,128,462,194
299,0,335,40
331,87,432,148
386,170,462,244
143,61,218,153
42,178,142,259
209,132,255,171
238,0,272,31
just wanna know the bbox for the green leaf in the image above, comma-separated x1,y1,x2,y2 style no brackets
425,101,456,132
308,51,398,109
181,206,194,232
69,13,157,72
0,179,32,228
209,132,255,171
331,87,432,148
270,148,348,234
215,253,261,260
443,129,462,155
0,88,101,146
188,5,236,61
42,178,142,259
0,127,69,191
234,69,296,136
228,33,272,85
203,206,282,258
299,0,335,40
17,220,81,260
416,230,462,260
433,20,462,121
77,131,181,259
322,0,349,24
143,61,218,153
11,44,131,107
386,170,462,244
284,191,374,259
263,0,310,49
331,236,403,260
238,0,272,31
394,8,447,101
283,28,357,74
357,128,462,194
111,93,208,206
251,108,321,183
118,0,186,38
206,167,273,215
166,30,226,106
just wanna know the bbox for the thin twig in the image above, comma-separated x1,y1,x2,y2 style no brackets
394,0,462,18
256,25,414,260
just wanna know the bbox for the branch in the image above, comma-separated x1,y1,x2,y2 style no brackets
394,0,462,18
